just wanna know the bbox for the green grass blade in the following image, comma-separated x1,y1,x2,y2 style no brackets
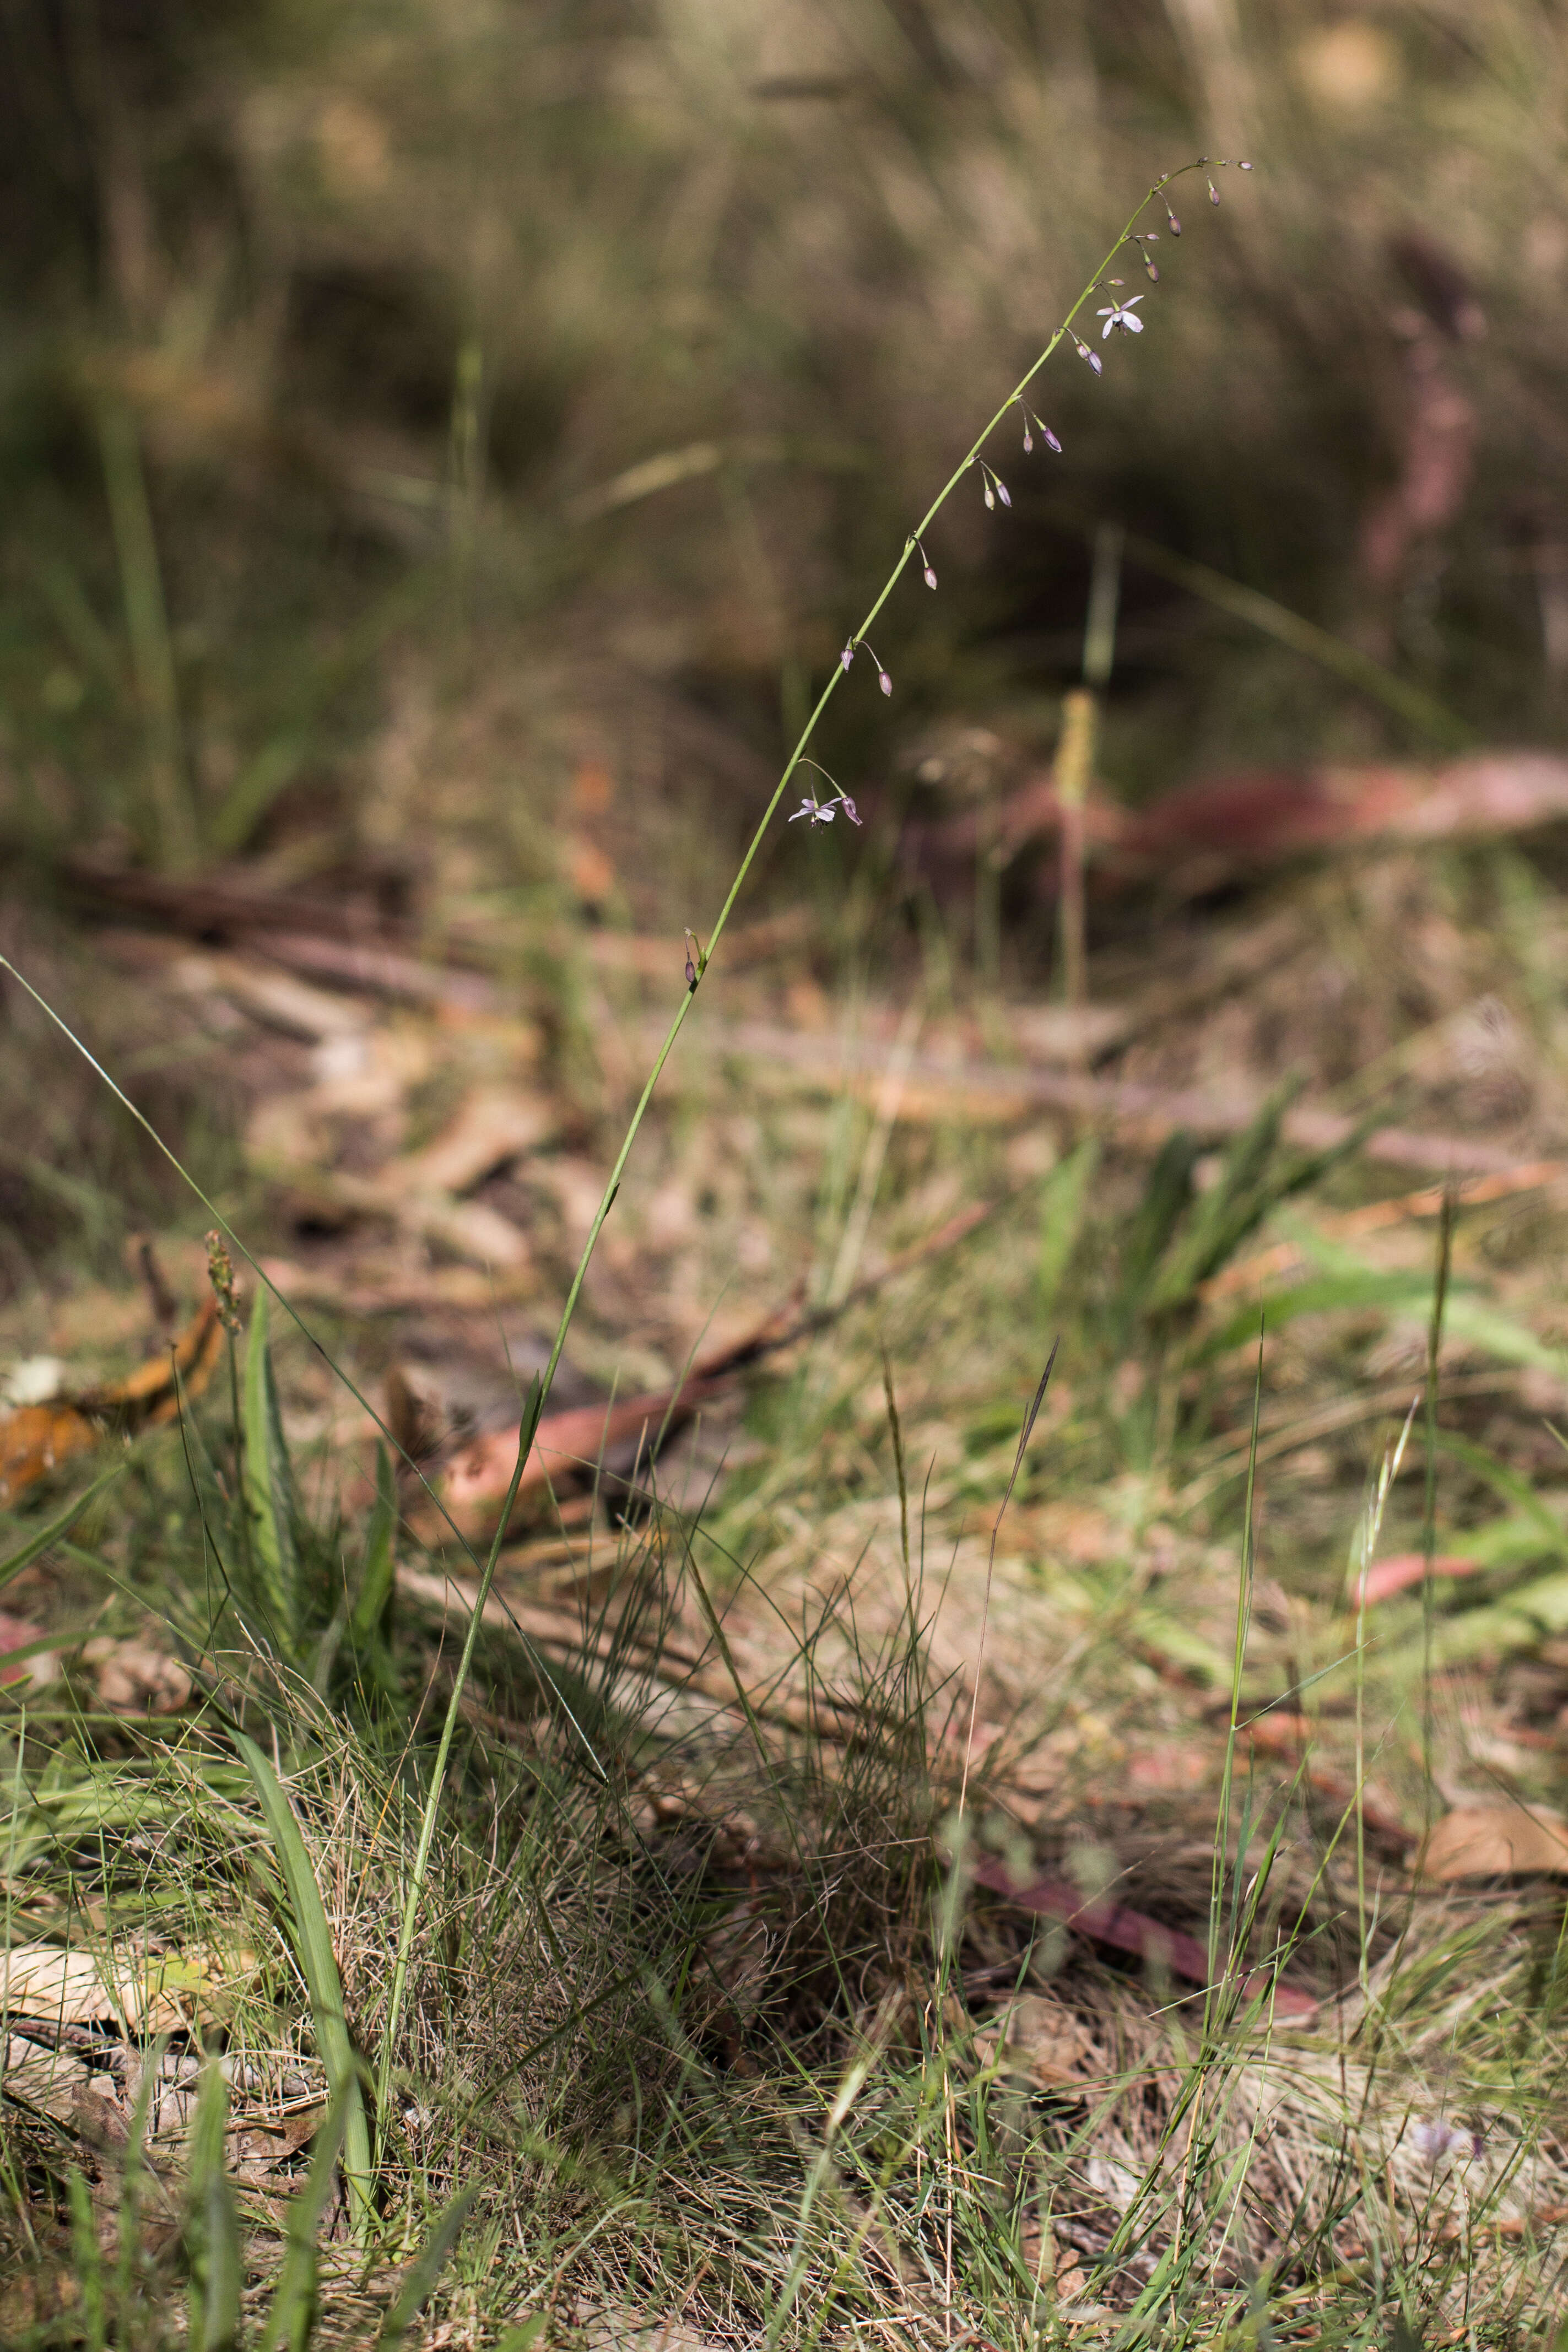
68,2166,107,2352
1038,1136,1099,1316
242,1290,302,1651
112,2031,166,2312
374,2185,479,2349
347,1442,398,1693
258,2090,350,2352
235,1733,375,2238
186,2057,242,2352
0,1460,126,1596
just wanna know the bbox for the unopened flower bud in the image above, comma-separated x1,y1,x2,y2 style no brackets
996,477,1011,508
1021,419,1032,452
840,795,862,826
923,563,937,589
1165,206,1181,235
1144,258,1160,281
983,480,994,510
878,668,892,696
1045,424,1062,454
1239,160,1252,170
1208,179,1219,205
840,642,855,672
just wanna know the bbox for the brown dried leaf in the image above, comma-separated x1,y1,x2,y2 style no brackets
381,1085,554,1198
0,1940,258,2030
1418,1804,1568,1879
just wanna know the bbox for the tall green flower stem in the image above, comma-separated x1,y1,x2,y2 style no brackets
374,157,1245,2128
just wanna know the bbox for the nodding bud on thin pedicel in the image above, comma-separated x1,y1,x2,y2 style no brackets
1165,205,1182,235
1208,178,1219,204
840,642,855,672
917,541,937,589
983,477,994,510
840,794,862,826
1074,338,1103,375
996,477,1010,507
1239,160,1253,170
857,640,893,695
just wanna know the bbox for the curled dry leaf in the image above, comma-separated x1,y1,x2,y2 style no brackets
1417,1803,1568,1879
0,1296,221,1506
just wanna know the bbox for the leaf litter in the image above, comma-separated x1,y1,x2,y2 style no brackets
10,835,1568,2336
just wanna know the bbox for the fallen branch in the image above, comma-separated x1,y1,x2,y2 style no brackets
713,1020,1537,1176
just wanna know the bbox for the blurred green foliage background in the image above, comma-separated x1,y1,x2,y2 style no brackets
1,0,1564,901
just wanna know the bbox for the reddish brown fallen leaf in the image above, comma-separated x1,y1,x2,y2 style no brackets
1356,1551,1486,1605
961,752,1568,900
1418,1803,1568,1879
423,1202,997,1542
970,1855,1318,2018
0,1296,220,1506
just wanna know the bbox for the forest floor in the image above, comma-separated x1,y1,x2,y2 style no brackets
4,824,1568,2348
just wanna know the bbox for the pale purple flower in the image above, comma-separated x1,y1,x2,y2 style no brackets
1074,338,1103,376
1098,295,1144,339
1409,2117,1482,2167
790,794,836,828
839,795,862,826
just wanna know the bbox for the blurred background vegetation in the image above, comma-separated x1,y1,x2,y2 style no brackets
2,0,1564,922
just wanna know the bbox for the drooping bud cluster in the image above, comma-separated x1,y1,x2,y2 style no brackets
1015,402,1062,456
978,462,1011,512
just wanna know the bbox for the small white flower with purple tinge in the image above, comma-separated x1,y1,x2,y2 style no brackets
790,794,837,828
1409,2117,1482,2167
1098,294,1144,339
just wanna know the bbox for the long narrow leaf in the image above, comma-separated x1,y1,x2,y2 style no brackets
242,1291,302,1650
375,2186,479,2350
186,2058,241,2352
259,2090,350,2352
235,1734,374,2237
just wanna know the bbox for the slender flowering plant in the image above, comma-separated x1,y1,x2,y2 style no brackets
366,156,1255,2111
